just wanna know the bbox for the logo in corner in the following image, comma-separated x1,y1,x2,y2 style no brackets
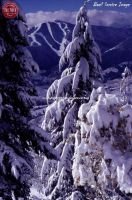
2,2,19,19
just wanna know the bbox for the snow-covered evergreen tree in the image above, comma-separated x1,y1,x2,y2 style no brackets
73,87,132,199
59,27,70,55
120,67,132,104
41,2,102,199
0,1,57,199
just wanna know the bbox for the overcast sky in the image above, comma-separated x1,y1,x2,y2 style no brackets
15,0,132,27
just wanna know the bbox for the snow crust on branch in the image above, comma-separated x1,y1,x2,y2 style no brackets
73,87,132,194
72,57,89,93
42,99,68,131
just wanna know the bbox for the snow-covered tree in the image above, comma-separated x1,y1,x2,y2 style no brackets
120,67,132,104
0,93,2,118
41,2,102,199
59,27,70,55
0,1,57,199
73,87,132,199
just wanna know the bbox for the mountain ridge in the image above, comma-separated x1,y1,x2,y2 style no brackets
28,21,132,80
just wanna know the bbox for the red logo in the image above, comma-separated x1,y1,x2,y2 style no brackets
2,2,19,19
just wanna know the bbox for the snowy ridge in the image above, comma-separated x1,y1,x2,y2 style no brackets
104,37,132,53
104,41,123,53
103,67,118,75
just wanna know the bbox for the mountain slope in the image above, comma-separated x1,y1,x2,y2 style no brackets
28,21,73,71
103,37,132,67
28,21,132,79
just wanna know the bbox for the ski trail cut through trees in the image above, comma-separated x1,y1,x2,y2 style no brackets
37,32,61,56
46,22,60,45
